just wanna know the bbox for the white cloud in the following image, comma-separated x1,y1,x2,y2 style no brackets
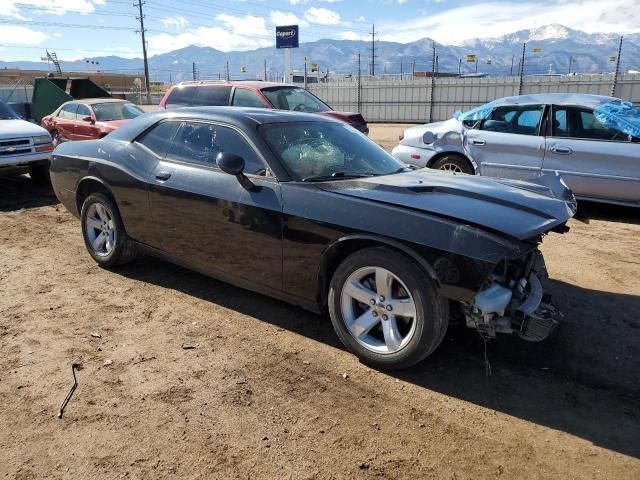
377,0,640,45
215,13,268,36
147,27,272,54
289,0,310,4
160,16,189,30
304,6,341,25
354,16,365,22
0,25,47,44
0,0,104,18
52,32,62,38
270,10,309,27
340,31,365,41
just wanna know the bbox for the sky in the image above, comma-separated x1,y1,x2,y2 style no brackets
0,0,639,62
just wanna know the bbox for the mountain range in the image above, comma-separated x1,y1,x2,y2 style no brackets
1,24,638,83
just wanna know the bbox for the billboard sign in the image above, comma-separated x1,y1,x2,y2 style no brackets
276,25,299,49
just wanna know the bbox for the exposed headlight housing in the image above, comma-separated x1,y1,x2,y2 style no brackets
33,134,52,145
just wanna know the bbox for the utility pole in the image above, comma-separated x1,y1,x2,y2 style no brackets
611,36,623,97
411,59,416,78
458,58,462,75
225,61,230,81
400,58,403,80
510,55,515,76
192,62,197,81
370,24,377,76
568,55,573,74
518,42,526,95
264,59,267,81
135,0,151,103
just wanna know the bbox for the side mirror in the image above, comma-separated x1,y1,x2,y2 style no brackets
216,152,254,189
422,131,436,144
82,116,95,124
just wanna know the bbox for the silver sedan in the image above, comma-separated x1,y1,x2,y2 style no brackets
392,93,640,207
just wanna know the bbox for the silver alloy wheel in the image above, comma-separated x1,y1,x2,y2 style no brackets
85,202,116,257
340,266,417,354
439,163,463,173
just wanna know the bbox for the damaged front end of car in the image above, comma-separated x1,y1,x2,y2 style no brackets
464,250,560,341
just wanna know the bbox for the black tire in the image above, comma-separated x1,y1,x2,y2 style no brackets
29,163,50,185
80,193,137,267
431,154,474,174
328,247,448,370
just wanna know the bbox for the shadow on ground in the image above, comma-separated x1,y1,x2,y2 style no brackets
0,175,58,211
577,200,640,225
115,255,640,459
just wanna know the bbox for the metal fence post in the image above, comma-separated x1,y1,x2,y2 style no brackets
357,53,361,113
518,42,526,95
611,36,623,97
429,42,436,122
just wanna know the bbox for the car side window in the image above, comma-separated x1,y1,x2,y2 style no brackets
231,88,267,108
136,121,181,158
481,105,543,136
77,104,91,119
553,107,630,142
193,86,232,106
166,121,266,175
59,104,78,120
166,87,196,108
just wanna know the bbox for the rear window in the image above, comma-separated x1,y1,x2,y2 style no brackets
193,86,232,106
165,87,196,108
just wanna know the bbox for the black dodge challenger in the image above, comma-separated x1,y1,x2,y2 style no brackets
50,107,577,369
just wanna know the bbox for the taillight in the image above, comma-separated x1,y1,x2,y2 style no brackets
399,131,405,141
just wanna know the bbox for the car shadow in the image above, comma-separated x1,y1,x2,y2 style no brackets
576,200,640,225
115,256,640,459
0,175,58,211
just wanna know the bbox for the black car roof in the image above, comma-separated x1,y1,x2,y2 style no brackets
108,106,339,142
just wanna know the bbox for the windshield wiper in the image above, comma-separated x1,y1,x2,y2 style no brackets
301,171,375,182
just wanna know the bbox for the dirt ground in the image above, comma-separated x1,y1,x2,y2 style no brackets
1,128,639,479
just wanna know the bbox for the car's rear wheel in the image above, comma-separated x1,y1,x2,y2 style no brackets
328,247,448,369
80,193,136,267
431,154,474,174
29,163,50,185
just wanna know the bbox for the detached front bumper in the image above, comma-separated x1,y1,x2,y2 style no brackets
464,255,560,342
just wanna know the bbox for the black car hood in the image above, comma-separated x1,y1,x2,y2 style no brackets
317,170,577,240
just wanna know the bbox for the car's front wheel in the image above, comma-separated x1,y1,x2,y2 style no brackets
328,247,448,369
431,154,474,174
80,193,136,267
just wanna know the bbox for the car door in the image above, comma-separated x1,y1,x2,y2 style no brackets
56,103,79,141
147,120,283,290
465,104,546,181
74,104,100,140
543,105,640,203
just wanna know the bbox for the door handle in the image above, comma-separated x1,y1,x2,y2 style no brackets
551,146,573,155
471,139,486,146
155,171,172,181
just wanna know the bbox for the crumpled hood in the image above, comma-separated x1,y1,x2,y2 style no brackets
317,170,577,240
0,119,48,140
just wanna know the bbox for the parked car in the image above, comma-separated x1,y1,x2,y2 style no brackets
392,93,640,207
50,107,576,369
158,80,369,134
0,98,53,183
41,99,145,145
